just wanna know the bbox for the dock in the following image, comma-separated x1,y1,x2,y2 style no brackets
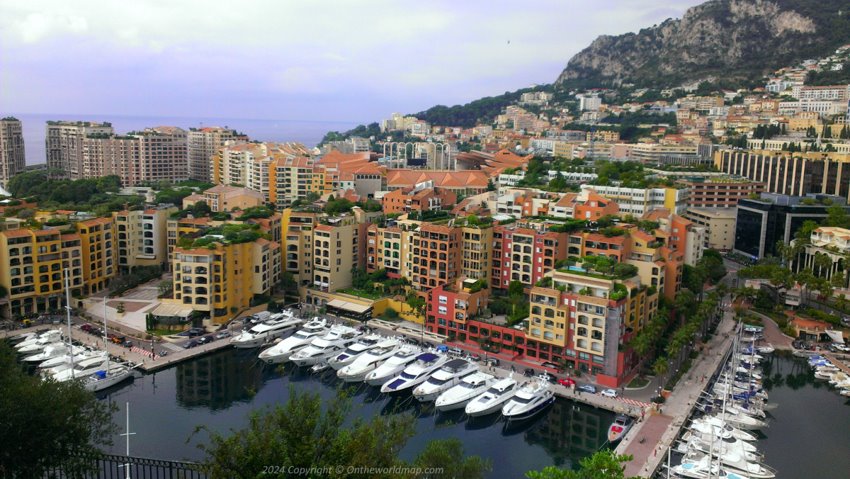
614,311,736,478
2,323,234,373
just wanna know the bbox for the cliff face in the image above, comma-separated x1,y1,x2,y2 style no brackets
556,0,850,87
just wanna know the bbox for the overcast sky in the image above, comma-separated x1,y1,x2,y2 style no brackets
1,0,703,123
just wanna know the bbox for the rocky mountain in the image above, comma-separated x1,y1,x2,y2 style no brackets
556,0,850,88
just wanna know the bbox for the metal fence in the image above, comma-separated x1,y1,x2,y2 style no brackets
35,453,207,479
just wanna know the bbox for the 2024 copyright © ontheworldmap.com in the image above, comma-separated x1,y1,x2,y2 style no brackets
261,465,444,476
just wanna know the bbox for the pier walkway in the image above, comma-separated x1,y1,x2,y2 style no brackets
615,312,736,477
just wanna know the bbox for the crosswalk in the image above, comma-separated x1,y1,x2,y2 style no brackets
131,346,156,359
619,397,652,409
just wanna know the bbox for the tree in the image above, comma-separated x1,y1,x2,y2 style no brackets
525,451,638,479
0,342,116,477
195,387,490,478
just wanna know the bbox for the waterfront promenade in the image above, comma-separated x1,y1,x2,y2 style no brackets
615,312,736,477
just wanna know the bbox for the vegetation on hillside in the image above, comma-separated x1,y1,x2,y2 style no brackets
6,171,141,215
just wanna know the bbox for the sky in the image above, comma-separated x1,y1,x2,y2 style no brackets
0,0,704,124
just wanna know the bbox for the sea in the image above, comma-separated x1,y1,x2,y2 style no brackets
10,113,362,166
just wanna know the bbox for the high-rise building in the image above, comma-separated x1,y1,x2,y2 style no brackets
76,217,117,294
491,224,568,291
45,121,114,178
187,127,248,182
114,205,178,272
82,135,140,185
0,117,26,185
136,127,188,182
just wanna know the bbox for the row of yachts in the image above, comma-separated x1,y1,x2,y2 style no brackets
230,312,556,421
667,325,777,479
8,328,135,392
808,354,850,397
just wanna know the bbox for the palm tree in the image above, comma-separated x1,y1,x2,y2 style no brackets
653,357,670,389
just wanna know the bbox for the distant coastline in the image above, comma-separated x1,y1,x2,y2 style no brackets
10,113,360,166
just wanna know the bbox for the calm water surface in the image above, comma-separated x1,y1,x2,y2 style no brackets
98,348,615,478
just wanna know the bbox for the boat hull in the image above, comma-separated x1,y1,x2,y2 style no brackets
503,396,555,422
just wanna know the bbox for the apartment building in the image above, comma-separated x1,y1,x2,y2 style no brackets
114,205,177,271
574,190,619,220
714,149,850,199
46,121,114,178
0,229,70,318
135,127,189,182
683,207,737,251
580,184,688,216
82,135,140,185
629,143,700,165
172,237,281,325
77,217,117,295
491,224,567,291
792,226,850,286
187,127,247,182
310,210,376,293
366,224,404,278
166,217,212,264
0,117,26,185
381,186,456,215
527,269,657,385
425,280,489,339
460,224,492,284
282,209,317,287
413,223,462,291
269,156,323,208
677,177,763,208
189,185,264,213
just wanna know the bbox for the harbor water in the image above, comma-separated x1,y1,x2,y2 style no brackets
98,348,615,477
757,352,850,479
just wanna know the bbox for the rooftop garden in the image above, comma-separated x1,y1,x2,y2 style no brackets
558,256,639,280
236,206,274,221
342,268,410,298
6,172,142,216
323,196,382,215
177,223,266,249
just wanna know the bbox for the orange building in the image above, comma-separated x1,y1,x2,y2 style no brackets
573,191,619,220
381,187,457,215
413,224,461,291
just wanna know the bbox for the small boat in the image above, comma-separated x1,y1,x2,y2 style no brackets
364,347,422,386
756,344,775,355
327,334,384,370
380,352,448,394
434,372,495,411
840,389,850,397
607,414,633,443
257,318,328,364
230,312,303,349
814,368,838,380
290,326,361,367
337,339,402,382
310,361,330,373
466,376,518,417
501,377,555,422
413,358,478,402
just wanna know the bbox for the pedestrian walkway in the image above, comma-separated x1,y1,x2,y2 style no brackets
617,312,736,477
618,397,653,410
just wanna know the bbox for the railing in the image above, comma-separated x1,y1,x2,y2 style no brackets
33,453,207,479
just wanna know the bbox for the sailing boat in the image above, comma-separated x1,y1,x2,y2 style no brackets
83,296,134,392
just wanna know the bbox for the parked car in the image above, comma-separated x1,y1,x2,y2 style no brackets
188,327,205,337
185,340,200,349
198,336,212,345
601,388,618,398
468,353,482,362
109,334,126,345
80,323,95,333
577,384,597,394
523,368,535,377
122,340,133,348
485,358,500,367
541,361,562,371
448,347,464,357
214,330,231,340
539,372,556,383
557,377,576,388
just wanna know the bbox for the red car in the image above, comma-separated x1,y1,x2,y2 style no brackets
558,378,576,387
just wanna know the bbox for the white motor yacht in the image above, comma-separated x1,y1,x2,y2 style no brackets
337,339,402,382
328,334,384,370
413,359,479,402
14,329,61,350
678,431,760,456
380,352,448,394
83,362,134,392
16,331,63,354
465,376,519,417
756,344,775,355
501,377,555,422
689,416,758,442
257,318,328,364
50,359,110,382
435,372,495,412
684,450,775,479
9,331,38,344
231,312,302,348
22,342,71,363
712,410,767,431
290,326,361,367
672,456,747,479
43,351,108,376
37,346,90,369
364,347,421,386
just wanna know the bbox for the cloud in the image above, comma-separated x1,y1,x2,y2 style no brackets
0,0,704,121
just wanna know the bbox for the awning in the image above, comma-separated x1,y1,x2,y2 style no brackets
327,299,371,314
826,330,845,344
151,303,194,318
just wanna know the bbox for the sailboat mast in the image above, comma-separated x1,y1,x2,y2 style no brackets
65,268,74,379
104,296,110,371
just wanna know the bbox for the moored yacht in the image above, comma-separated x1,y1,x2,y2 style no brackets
328,334,383,370
22,342,72,363
15,329,62,351
337,339,402,382
380,352,447,394
689,416,758,442
257,318,327,364
364,347,421,386
231,312,302,348
83,362,134,392
290,325,361,367
607,414,634,443
501,377,555,422
684,449,775,479
465,376,519,417
16,332,63,354
434,372,495,411
37,346,91,370
413,359,478,402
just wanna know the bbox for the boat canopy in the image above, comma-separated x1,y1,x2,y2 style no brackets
826,330,845,344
